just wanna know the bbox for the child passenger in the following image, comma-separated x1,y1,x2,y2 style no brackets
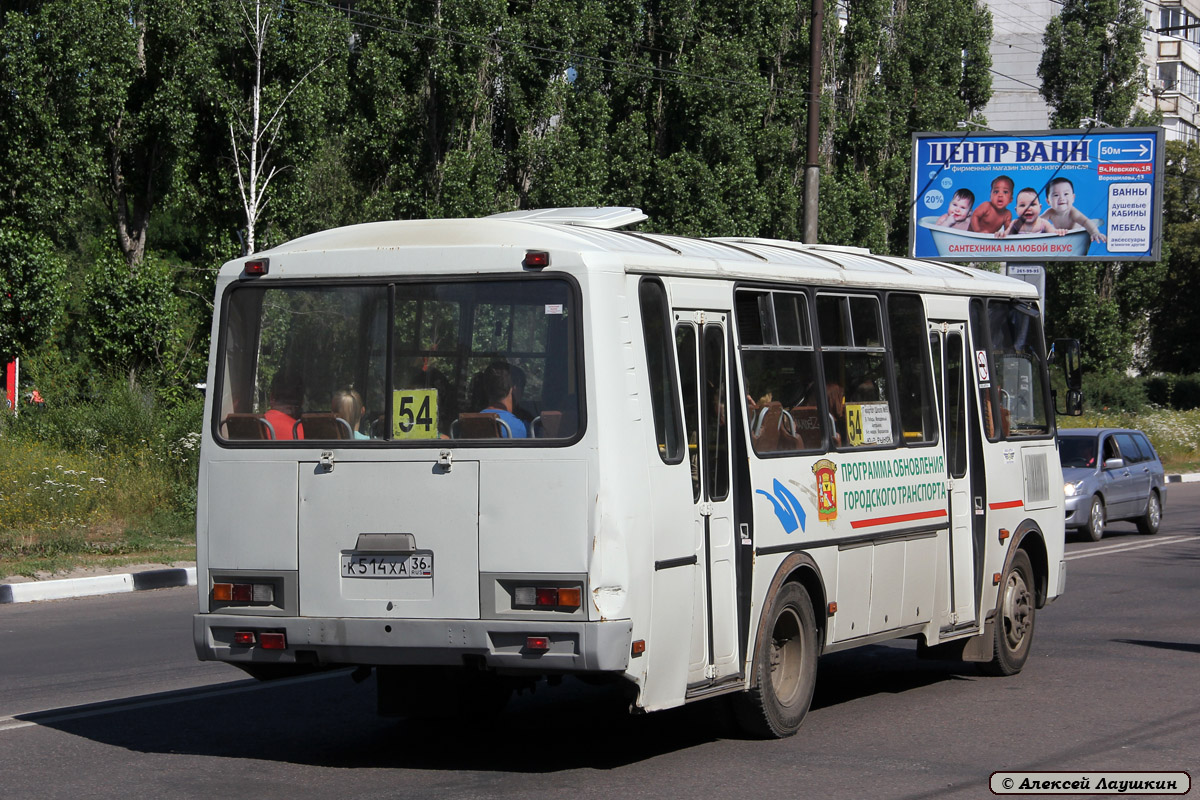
969,175,1014,235
936,188,974,230
1007,187,1064,236
1041,177,1107,243
332,388,370,439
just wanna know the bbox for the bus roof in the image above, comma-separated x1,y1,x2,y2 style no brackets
234,210,1037,299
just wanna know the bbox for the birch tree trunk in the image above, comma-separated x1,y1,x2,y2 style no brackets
228,0,327,254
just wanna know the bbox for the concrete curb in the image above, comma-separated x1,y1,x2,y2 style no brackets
1166,473,1200,483
0,567,196,605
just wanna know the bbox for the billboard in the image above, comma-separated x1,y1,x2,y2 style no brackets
909,127,1163,262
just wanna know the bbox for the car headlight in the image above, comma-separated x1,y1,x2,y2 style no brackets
1063,480,1084,497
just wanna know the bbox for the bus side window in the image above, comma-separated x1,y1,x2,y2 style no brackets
887,293,936,445
735,288,818,456
818,293,891,449
639,279,684,463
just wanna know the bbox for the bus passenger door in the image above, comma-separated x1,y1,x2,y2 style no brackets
675,312,740,686
929,323,978,628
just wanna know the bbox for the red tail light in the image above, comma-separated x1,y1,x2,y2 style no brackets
522,251,550,269
244,258,269,276
259,632,287,650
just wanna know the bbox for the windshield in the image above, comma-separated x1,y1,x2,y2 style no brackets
216,278,582,443
985,299,1051,438
1058,436,1097,469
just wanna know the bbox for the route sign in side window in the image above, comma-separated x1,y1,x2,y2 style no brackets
818,293,892,449
736,289,821,454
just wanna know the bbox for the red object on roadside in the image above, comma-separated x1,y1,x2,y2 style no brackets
4,359,15,411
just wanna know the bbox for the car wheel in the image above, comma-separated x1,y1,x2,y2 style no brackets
1137,490,1162,535
1083,496,1105,542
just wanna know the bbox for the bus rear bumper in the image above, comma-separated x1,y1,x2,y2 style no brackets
193,614,633,674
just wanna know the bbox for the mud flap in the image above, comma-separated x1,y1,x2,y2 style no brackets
960,619,995,662
916,619,994,662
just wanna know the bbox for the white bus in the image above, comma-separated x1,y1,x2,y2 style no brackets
193,207,1079,737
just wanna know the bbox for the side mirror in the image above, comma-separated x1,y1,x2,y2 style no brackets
1051,339,1082,389
1050,339,1083,416
1066,388,1082,416
1103,457,1124,471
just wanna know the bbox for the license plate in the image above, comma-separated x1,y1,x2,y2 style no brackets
341,552,433,579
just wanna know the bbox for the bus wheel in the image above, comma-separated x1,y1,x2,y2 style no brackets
981,550,1035,677
733,581,818,738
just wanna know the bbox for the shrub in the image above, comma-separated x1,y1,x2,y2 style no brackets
1081,371,1146,412
1143,373,1200,410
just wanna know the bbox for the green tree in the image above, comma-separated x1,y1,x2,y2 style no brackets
0,0,120,240
103,0,221,268
212,0,351,253
0,220,68,361
825,0,993,253
82,250,183,377
1148,140,1200,373
1037,0,1163,374
1038,0,1145,128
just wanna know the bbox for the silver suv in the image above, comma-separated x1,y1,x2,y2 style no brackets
1059,428,1166,542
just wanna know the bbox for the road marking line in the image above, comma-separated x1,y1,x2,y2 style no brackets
1065,535,1194,560
1068,536,1188,558
0,718,35,732
0,670,349,735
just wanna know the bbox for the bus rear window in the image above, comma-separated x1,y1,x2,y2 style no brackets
216,278,582,443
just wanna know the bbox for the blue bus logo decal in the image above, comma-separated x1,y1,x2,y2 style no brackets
756,479,806,534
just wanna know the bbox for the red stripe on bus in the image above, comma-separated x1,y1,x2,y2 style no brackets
989,500,1024,510
850,509,949,529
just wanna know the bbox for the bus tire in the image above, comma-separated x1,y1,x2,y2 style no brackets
1137,490,1162,535
981,549,1035,677
732,581,818,738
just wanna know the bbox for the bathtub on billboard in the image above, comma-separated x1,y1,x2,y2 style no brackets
916,217,1099,260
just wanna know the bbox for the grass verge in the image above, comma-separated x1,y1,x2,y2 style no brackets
0,434,196,580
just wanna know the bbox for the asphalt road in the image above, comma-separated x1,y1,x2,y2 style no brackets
2,487,1198,800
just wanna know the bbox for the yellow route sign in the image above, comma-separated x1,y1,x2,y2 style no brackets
392,389,439,439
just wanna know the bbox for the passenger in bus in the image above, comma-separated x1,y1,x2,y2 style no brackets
850,375,880,402
331,388,370,439
826,381,846,447
509,363,536,427
264,371,304,440
479,360,528,438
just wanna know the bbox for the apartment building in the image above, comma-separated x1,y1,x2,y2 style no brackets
983,0,1200,142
